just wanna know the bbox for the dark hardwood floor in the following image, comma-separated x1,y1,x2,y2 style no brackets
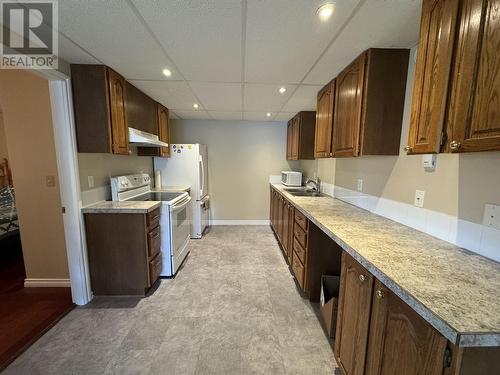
0,234,74,371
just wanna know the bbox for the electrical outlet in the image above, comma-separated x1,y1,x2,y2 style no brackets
414,190,425,208
483,204,500,230
88,175,95,188
45,175,56,188
357,179,363,192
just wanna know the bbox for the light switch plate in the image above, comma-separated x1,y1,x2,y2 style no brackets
414,190,425,208
45,175,56,188
88,175,95,188
483,204,500,230
357,179,363,192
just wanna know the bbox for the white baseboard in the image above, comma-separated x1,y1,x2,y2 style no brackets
210,220,270,226
24,278,71,288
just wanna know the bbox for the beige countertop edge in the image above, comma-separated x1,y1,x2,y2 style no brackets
270,183,500,348
81,201,161,214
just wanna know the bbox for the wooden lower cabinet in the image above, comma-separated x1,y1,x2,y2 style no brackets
335,253,500,375
84,208,162,296
270,188,295,264
365,280,447,375
335,252,374,375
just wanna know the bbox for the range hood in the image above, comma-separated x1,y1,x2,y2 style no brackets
128,127,168,148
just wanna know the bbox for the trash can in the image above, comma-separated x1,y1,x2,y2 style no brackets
320,275,340,339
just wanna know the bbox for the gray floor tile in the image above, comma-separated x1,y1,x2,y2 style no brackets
4,226,337,375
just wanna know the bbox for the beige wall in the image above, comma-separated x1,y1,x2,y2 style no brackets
0,110,8,161
78,152,153,205
171,119,298,221
298,47,500,225
0,70,69,279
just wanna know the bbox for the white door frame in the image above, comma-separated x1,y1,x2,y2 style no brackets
37,69,92,305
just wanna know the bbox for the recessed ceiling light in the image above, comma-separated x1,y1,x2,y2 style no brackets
279,87,286,94
193,103,199,109
162,68,172,77
317,3,334,21
266,112,272,117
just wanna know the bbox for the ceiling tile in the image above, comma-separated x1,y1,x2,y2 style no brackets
208,111,243,121
58,33,100,64
274,112,297,122
189,82,242,111
304,0,422,84
58,0,177,80
169,111,180,120
132,0,242,82
243,112,278,121
282,85,322,112
175,110,212,120
245,0,363,83
129,80,199,111
244,83,297,112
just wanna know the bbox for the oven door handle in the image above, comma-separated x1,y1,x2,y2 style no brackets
172,195,191,212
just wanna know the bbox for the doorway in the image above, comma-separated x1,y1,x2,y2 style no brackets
0,71,78,370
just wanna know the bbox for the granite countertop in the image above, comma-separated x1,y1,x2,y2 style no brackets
81,201,161,214
271,183,500,347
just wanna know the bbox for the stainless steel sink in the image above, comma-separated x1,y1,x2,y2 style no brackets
287,190,324,197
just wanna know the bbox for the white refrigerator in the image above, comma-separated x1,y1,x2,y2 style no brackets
154,144,210,238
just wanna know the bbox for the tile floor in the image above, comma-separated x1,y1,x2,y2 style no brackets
4,226,338,375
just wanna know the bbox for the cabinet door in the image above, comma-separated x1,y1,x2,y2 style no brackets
333,55,366,157
407,0,460,154
157,104,170,157
287,204,294,263
107,68,130,155
282,200,290,255
314,80,335,158
446,0,500,153
334,252,374,375
365,280,447,375
291,117,300,160
286,120,293,159
126,82,157,135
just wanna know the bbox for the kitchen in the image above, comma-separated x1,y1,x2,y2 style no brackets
1,0,500,374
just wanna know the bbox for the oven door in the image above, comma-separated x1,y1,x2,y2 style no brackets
170,195,192,273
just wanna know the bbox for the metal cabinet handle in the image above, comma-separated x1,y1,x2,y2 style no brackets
376,290,385,299
404,145,412,152
449,140,462,151
359,274,367,282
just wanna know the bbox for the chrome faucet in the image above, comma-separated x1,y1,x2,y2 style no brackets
305,177,321,192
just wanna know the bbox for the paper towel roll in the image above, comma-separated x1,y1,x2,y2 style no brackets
155,170,161,189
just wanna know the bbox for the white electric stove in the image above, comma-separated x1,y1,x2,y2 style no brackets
111,174,191,277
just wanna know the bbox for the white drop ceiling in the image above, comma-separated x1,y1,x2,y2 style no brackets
57,0,422,121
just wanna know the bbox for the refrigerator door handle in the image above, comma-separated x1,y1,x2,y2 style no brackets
199,154,205,197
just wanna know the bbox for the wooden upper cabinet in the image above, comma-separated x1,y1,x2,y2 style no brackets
72,64,129,155
157,104,170,157
333,55,366,157
407,0,461,154
125,82,157,135
286,111,316,160
334,252,374,375
445,0,500,153
314,80,335,158
365,280,447,375
331,49,409,158
106,69,129,155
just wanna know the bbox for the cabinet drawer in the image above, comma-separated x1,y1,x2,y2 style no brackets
294,223,307,248
146,208,161,230
294,209,308,230
292,254,305,289
147,226,161,258
149,252,162,287
293,236,307,265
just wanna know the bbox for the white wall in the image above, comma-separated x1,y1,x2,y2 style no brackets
171,119,299,222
